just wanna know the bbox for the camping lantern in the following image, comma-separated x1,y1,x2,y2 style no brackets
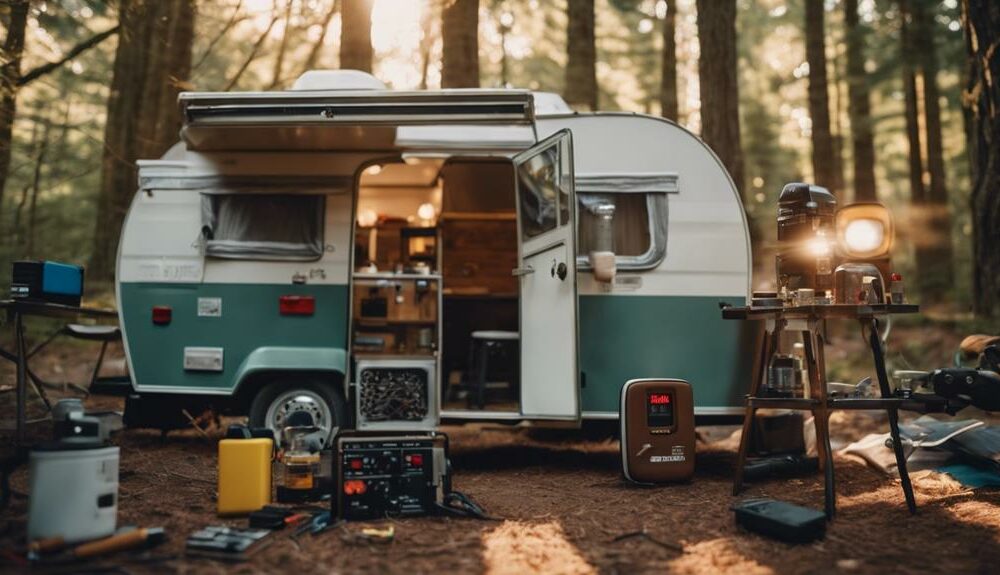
835,202,894,284
776,183,838,294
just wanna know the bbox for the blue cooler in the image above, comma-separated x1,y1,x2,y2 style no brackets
10,260,85,306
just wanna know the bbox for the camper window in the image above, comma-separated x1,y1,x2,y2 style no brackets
577,192,667,269
201,194,324,260
516,148,560,239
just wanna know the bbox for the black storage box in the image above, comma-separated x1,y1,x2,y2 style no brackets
733,498,826,544
10,260,84,306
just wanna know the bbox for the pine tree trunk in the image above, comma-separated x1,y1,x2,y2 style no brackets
696,0,745,197
660,2,679,121
441,0,480,88
26,118,50,257
340,0,373,73
844,0,877,201
900,0,924,206
565,0,598,111
963,0,1000,317
911,0,954,305
91,0,196,281
901,0,936,302
830,38,846,195
805,0,836,194
0,0,29,223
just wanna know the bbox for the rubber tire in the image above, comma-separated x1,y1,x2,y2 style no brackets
247,378,348,447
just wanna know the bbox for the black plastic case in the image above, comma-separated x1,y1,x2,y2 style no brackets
732,498,826,544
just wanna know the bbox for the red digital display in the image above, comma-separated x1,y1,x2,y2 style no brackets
649,393,671,405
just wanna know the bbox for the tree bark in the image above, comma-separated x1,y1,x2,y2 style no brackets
805,0,836,194
900,0,924,206
962,0,1000,316
660,1,679,121
0,0,29,223
25,118,49,257
565,0,598,111
91,0,196,281
910,0,954,305
442,0,479,88
844,0,877,201
696,0,745,197
901,0,935,302
340,0,374,73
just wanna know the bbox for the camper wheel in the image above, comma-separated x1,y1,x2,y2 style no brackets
248,378,347,448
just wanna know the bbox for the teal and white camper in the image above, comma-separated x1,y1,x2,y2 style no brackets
116,71,755,443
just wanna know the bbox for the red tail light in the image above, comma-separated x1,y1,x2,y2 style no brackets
152,306,172,325
279,295,315,316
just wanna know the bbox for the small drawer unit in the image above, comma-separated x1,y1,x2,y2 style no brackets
355,357,437,431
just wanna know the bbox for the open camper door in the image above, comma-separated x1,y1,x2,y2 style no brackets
513,130,580,421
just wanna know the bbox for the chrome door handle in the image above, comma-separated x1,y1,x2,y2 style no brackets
511,265,535,277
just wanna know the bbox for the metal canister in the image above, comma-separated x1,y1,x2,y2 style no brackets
834,262,883,304
768,355,797,396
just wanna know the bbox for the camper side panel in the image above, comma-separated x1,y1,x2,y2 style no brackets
536,114,755,416
117,186,351,394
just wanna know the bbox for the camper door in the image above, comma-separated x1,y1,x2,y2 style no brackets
513,130,580,421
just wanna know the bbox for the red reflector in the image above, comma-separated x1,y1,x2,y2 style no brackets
279,295,315,316
152,306,172,325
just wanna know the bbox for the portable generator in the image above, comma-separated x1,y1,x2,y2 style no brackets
620,378,695,483
334,433,450,520
11,260,85,306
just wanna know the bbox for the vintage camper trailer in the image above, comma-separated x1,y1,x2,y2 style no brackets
116,70,755,443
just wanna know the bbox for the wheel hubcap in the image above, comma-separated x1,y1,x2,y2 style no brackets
264,389,335,447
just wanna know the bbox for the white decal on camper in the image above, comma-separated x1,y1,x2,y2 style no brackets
136,262,203,282
614,275,643,291
198,297,222,317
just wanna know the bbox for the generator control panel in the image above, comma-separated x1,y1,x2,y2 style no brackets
621,379,695,483
335,434,448,520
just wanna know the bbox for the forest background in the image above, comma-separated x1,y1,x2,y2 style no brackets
1,0,998,320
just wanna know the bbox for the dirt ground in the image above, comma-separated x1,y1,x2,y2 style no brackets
1,336,999,574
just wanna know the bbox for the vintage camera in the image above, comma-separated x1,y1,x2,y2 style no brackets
776,183,837,294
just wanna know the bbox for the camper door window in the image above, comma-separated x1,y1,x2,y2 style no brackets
517,148,560,239
200,193,325,260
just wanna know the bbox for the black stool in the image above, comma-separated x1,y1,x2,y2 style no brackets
468,330,519,409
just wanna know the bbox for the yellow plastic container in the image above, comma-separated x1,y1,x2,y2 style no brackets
217,437,272,516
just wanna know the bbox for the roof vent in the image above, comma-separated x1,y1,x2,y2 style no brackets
291,70,387,91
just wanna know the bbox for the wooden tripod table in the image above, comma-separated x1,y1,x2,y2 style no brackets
722,303,920,518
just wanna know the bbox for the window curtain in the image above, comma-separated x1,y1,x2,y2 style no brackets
201,194,324,260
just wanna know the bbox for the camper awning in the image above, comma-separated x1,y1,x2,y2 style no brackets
179,89,536,153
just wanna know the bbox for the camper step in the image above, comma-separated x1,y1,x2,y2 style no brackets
89,376,134,397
